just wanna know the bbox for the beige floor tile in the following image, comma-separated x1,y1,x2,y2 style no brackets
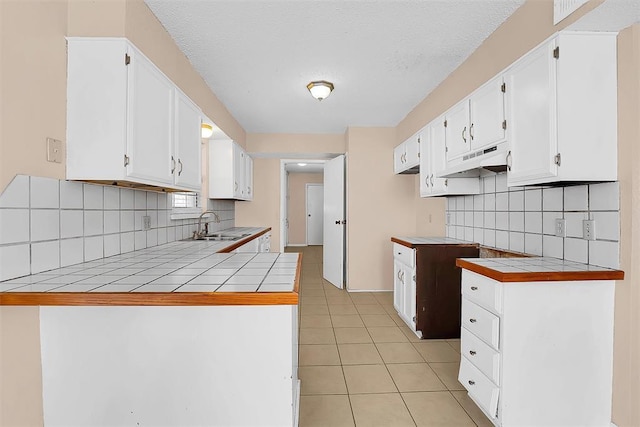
300,288,326,297
327,295,354,305
387,363,447,392
300,305,329,316
373,292,394,305
412,341,461,363
367,326,409,343
350,393,416,427
337,343,383,365
375,343,424,364
343,365,397,394
329,304,359,315
446,339,461,354
331,314,365,328
399,325,423,343
300,315,332,328
300,328,336,345
451,390,494,427
300,282,324,290
299,344,341,366
355,304,388,315
361,314,397,327
383,304,399,315
402,391,475,426
299,395,355,427
301,276,323,284
299,366,347,395
350,294,379,305
387,312,406,327
430,362,465,391
334,327,372,344
300,296,328,305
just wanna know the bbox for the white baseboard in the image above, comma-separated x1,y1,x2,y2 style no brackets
346,289,393,293
293,379,301,427
286,244,307,247
611,423,618,427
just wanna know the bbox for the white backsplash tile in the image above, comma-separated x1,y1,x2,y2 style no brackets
158,210,168,227
104,234,120,257
495,173,508,193
509,232,525,253
0,244,30,280
464,211,473,227
564,185,588,211
495,212,509,231
565,238,588,263
464,227,474,241
60,180,83,209
543,235,564,259
589,240,619,269
484,193,496,211
592,211,619,241
473,212,483,228
84,236,104,262
524,188,542,212
134,191,147,210
509,212,524,232
542,212,563,236
473,195,483,211
0,175,29,208
509,191,524,211
146,210,158,228
158,193,168,210
524,233,543,256
31,177,59,209
473,227,484,245
120,189,134,210
120,210,135,232
146,192,158,210
157,227,168,245
484,229,496,247
146,229,158,247
104,211,120,234
589,182,619,211
60,210,84,238
524,212,542,234
496,193,509,211
542,187,564,212
564,212,588,239
484,211,496,229
483,175,496,193
31,210,60,241
495,230,509,250
104,187,120,210
83,183,104,210
134,231,147,250
0,209,30,244
84,211,104,236
60,238,84,267
121,232,135,253
31,241,60,273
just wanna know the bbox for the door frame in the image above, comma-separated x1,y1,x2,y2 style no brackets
305,183,324,245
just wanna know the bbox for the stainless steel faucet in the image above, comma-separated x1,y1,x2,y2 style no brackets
193,210,221,239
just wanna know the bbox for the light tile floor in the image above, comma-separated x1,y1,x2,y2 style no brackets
288,246,492,427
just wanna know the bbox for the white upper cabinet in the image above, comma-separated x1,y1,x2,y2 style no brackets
444,100,471,161
66,37,202,192
506,32,617,186
394,132,421,174
209,139,253,201
420,116,480,198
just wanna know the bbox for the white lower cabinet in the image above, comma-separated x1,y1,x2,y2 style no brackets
234,231,272,253
458,269,615,426
392,243,417,331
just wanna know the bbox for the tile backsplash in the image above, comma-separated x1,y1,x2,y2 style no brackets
445,173,620,269
0,175,234,281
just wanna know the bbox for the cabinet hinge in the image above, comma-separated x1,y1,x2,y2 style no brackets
501,82,506,93
554,153,561,166
412,316,416,322
444,120,448,128
445,146,448,153
502,120,507,130
553,46,560,59
417,136,421,144
125,53,131,65
124,154,130,167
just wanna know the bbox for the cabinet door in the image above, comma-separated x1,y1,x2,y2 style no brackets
419,128,432,197
506,40,558,185
430,118,449,194
393,143,406,174
405,135,420,169
174,90,202,191
393,260,404,314
445,100,470,161
469,75,506,151
126,46,174,185
233,145,245,199
403,266,417,329
245,155,253,201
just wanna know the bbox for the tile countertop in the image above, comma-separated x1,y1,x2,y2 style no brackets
0,227,302,306
391,236,479,247
457,257,624,282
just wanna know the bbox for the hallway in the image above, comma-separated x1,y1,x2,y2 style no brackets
287,246,491,426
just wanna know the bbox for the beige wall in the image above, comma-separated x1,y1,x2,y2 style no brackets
345,127,416,291
247,133,345,155
287,173,324,245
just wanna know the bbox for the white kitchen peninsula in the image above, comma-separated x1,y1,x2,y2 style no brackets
0,230,301,427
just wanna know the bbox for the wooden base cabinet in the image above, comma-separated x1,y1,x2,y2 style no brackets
393,242,479,339
458,269,615,426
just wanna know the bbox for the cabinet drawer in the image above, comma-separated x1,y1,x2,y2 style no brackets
462,270,502,314
462,299,500,350
393,243,415,268
459,357,499,421
461,327,500,385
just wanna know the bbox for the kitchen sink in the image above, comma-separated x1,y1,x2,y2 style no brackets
191,233,252,242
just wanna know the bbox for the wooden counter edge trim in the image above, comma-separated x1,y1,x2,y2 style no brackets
390,237,479,249
0,291,299,306
218,228,272,253
456,259,625,282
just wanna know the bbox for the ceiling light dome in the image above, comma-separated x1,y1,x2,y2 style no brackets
307,80,334,101
201,123,214,138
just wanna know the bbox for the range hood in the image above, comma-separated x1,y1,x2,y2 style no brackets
437,143,509,178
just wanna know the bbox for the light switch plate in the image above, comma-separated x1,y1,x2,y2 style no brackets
583,219,596,240
143,216,151,230
46,138,63,163
555,218,566,237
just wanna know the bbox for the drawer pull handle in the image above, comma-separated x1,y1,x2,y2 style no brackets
468,380,475,386
469,350,476,356
470,286,478,290
469,318,477,323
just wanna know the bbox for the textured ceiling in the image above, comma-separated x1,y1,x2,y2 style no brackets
145,0,526,134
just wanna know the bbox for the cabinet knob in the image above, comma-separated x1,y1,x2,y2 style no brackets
469,350,476,356
468,380,475,386
469,318,477,323
470,286,478,291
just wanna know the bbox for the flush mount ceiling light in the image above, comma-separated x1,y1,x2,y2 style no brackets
306,80,334,101
201,123,214,138
297,163,307,166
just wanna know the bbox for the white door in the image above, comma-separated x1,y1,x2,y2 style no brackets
323,155,345,289
306,184,323,245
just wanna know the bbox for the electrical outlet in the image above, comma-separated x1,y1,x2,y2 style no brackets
143,215,151,230
446,213,451,225
555,218,566,237
46,138,63,163
583,219,596,240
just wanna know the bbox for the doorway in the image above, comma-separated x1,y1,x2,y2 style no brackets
306,184,323,245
